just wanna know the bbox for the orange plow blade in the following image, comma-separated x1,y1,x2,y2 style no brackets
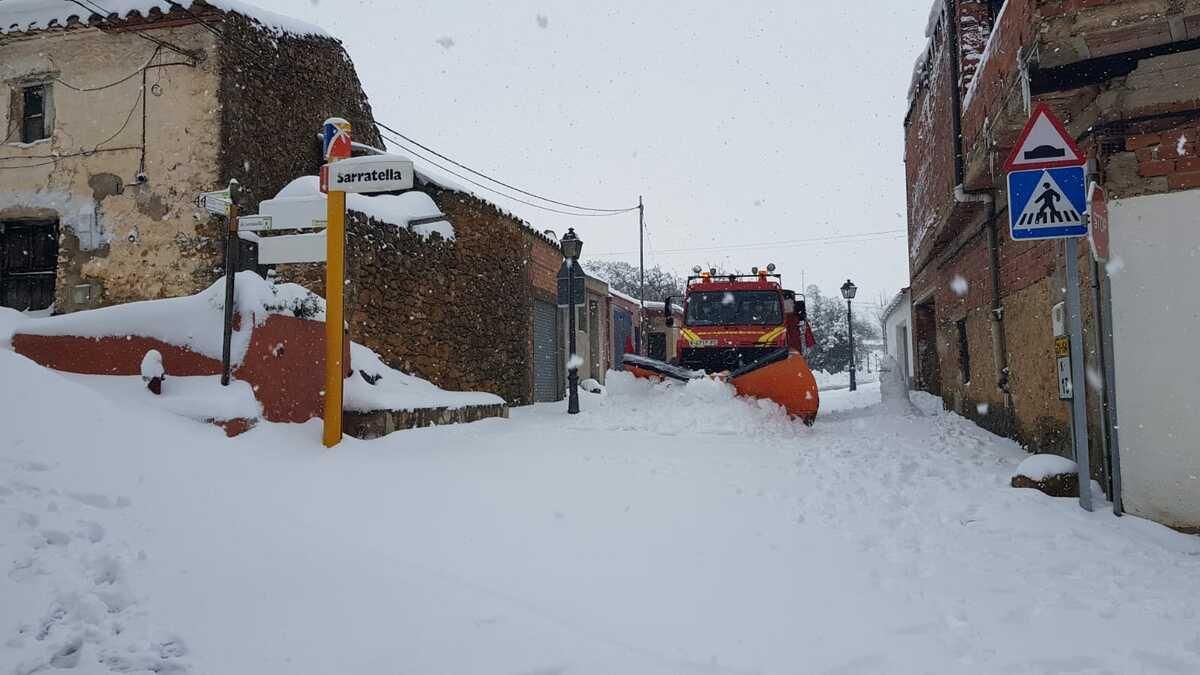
622,349,820,425
729,348,820,425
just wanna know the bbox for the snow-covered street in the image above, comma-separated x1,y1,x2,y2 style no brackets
3,349,1199,674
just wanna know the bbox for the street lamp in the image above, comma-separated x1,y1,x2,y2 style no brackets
840,278,858,392
561,228,583,414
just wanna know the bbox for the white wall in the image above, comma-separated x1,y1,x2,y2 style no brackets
882,293,914,384
1109,189,1200,529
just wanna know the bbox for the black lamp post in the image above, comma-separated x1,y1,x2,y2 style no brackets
561,228,583,414
840,278,858,392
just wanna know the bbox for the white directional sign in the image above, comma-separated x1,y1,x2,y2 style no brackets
325,155,414,193
1003,103,1086,172
196,189,232,215
237,215,274,232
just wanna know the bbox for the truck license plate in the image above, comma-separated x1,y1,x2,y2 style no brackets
696,339,718,347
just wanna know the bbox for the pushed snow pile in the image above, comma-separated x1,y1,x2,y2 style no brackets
344,342,503,412
879,354,916,415
272,176,454,241
65,373,260,422
1013,453,1078,482
0,0,330,37
17,272,321,366
581,378,604,394
581,370,804,438
140,349,164,381
0,306,25,346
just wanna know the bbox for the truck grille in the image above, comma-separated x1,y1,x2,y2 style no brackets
680,346,778,373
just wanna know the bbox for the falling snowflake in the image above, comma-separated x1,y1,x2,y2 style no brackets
722,292,735,305
435,36,455,49
536,14,549,28
950,275,969,297
1178,134,1189,157
976,402,989,415
1106,256,1125,276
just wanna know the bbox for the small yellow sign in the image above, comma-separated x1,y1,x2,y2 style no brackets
1055,336,1070,358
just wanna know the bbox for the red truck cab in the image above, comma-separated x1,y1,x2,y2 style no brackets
667,268,807,374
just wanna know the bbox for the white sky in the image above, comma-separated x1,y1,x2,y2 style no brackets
259,0,931,309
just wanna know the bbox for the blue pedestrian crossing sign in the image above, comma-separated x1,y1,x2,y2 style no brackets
1007,165,1088,240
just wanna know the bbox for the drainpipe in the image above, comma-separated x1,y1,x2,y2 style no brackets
947,0,1012,416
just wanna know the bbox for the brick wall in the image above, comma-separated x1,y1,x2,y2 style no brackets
905,25,957,269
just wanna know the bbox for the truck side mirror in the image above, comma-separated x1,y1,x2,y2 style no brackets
665,316,675,327
796,300,807,321
662,296,672,316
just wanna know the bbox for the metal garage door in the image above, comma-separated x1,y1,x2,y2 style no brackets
533,299,561,402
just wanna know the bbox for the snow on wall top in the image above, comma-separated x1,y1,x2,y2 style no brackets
0,0,330,38
16,272,323,365
274,176,455,241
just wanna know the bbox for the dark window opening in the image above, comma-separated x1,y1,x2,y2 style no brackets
956,318,971,384
986,0,1005,23
685,291,782,326
21,85,48,143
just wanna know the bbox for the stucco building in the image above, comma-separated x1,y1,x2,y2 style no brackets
0,0,378,313
904,0,1200,530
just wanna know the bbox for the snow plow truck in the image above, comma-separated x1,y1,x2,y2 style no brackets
623,264,821,425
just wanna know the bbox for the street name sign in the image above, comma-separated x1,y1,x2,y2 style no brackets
197,189,232,216
237,214,274,232
324,155,414,194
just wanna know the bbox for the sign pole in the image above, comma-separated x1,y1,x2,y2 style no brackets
322,118,353,448
1063,237,1093,511
220,179,240,386
1099,263,1123,515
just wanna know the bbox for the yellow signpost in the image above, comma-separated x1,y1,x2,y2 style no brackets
322,118,352,447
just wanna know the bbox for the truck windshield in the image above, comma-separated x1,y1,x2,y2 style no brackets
685,291,782,326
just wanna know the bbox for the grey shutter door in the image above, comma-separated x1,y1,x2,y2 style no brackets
533,299,560,402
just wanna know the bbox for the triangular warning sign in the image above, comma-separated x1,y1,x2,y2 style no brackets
1013,170,1083,228
1004,103,1085,171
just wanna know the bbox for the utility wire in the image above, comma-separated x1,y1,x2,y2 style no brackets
50,47,158,91
376,121,637,213
589,229,905,257
60,0,640,219
380,132,636,218
65,0,197,60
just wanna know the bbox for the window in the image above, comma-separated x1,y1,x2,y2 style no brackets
685,291,783,326
21,85,48,143
956,318,970,384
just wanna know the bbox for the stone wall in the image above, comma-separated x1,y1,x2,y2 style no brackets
216,13,382,215
277,185,548,405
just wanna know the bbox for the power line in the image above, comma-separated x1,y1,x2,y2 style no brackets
376,121,637,213
60,0,639,221
589,230,906,257
379,131,636,218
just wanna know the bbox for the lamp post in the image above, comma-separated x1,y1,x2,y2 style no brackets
561,228,583,414
841,278,858,392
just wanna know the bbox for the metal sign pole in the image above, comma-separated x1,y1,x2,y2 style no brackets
1064,237,1093,511
322,119,352,448
220,179,240,386
1099,263,1123,515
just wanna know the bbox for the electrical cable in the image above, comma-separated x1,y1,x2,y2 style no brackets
377,121,637,213
380,131,637,218
50,47,159,91
588,231,906,257
50,0,640,220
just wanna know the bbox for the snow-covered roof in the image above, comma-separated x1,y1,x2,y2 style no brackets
880,288,910,323
413,170,560,250
272,176,454,241
0,0,330,38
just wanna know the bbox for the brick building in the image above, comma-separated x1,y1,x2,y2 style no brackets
904,0,1200,530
